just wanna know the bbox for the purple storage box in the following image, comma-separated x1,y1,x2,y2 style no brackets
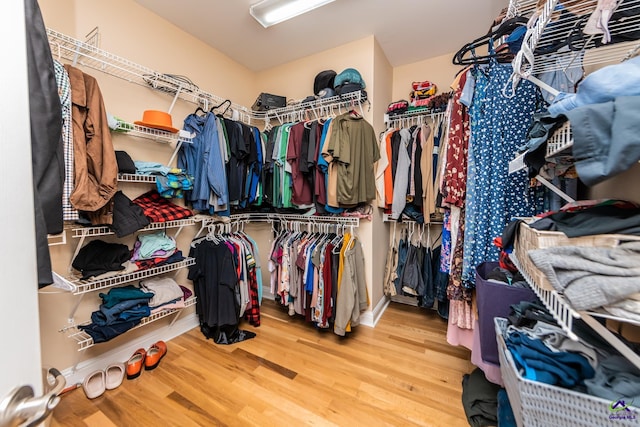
475,261,537,365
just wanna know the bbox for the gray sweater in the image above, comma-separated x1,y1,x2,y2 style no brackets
528,241,640,310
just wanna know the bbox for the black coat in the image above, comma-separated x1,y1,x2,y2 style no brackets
25,0,64,287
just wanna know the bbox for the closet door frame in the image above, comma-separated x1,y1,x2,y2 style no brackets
0,0,44,400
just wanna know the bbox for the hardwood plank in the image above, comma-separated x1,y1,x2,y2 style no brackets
51,301,478,426
232,348,298,379
82,411,118,427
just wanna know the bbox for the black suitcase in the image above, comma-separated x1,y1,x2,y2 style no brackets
252,92,286,111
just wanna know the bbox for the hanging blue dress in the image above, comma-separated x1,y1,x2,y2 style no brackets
462,60,546,288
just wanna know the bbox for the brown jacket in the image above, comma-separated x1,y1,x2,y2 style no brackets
65,64,117,224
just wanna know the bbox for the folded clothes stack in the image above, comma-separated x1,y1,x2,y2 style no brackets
528,242,640,313
79,279,191,344
133,190,193,223
71,231,187,282
502,302,640,403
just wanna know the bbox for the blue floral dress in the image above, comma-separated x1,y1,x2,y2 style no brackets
461,61,546,288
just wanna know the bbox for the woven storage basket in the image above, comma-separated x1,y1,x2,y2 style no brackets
513,220,640,291
495,318,639,427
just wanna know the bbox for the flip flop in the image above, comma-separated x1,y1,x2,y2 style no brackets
82,370,105,399
105,362,126,390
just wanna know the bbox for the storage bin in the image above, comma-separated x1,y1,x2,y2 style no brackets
514,220,640,291
475,262,537,364
495,317,639,427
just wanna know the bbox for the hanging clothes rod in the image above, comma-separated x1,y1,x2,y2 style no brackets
386,110,448,129
227,213,359,227
196,213,360,238
257,91,366,124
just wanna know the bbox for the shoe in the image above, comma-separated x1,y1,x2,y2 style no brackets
126,348,147,379
144,341,167,370
82,370,105,399
105,362,126,390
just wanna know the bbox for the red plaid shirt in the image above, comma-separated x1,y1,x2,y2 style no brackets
133,190,193,222
244,268,260,327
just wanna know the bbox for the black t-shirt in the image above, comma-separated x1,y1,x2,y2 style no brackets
188,240,239,328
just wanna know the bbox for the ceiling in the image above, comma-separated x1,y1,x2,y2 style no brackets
133,0,507,72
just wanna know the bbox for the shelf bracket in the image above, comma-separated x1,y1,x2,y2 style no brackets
67,293,86,327
174,223,186,239
68,232,88,274
167,83,183,115
535,175,575,204
169,309,184,327
72,41,81,67
167,140,182,167
525,75,560,98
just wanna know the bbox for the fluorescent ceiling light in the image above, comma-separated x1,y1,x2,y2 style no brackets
250,0,337,28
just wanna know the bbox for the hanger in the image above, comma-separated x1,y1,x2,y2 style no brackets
211,99,232,116
193,105,207,116
263,116,273,132
452,16,528,65
51,42,62,61
348,99,364,118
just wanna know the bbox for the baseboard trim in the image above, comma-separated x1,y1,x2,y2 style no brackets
60,313,199,387
359,296,390,328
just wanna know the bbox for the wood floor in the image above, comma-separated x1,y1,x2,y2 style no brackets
51,301,474,427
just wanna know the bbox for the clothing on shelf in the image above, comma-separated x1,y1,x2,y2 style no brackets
110,191,150,238
132,190,193,223
528,241,640,311
78,283,192,344
529,199,640,237
131,231,177,261
268,223,368,335
72,240,131,280
139,277,185,308
71,234,187,281
188,227,261,344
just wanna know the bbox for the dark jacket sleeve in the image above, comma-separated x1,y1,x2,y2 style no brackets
25,0,64,286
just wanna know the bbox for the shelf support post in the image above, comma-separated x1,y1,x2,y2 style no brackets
167,84,183,115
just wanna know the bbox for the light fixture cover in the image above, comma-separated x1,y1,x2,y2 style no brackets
250,0,337,28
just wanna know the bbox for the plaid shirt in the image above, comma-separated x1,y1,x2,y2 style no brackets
134,250,185,271
55,60,79,221
243,267,260,327
133,190,193,222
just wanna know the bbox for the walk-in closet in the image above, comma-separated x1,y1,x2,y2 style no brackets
2,0,640,426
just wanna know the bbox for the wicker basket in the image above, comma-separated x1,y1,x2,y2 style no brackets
495,318,639,427
513,220,640,291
